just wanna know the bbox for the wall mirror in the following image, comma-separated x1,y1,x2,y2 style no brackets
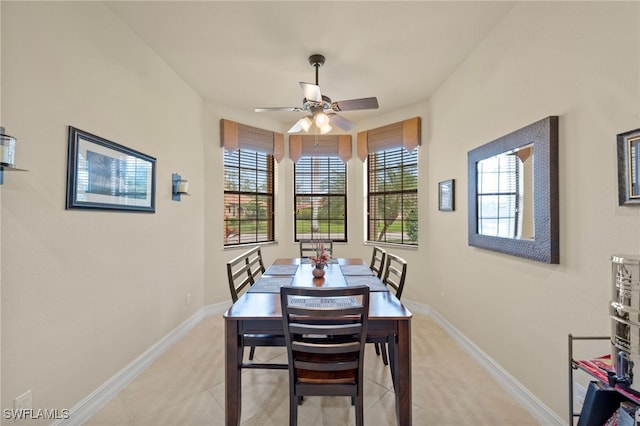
467,116,559,264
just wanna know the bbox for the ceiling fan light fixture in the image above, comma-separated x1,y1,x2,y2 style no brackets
319,123,332,134
255,54,378,134
299,116,312,132
314,111,329,127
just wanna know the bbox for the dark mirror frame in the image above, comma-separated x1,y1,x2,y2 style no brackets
467,116,559,264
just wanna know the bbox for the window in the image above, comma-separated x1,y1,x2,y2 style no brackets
223,149,274,245
476,152,523,238
367,147,418,245
294,156,346,242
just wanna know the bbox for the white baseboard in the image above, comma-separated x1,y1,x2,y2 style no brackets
53,301,230,426
55,299,564,426
403,300,566,426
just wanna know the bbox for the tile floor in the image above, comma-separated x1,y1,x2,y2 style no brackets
85,312,540,425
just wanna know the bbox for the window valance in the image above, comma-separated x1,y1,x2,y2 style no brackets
289,134,352,163
356,117,421,161
220,119,285,162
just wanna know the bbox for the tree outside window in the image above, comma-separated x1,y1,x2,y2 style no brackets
294,156,346,242
367,147,418,245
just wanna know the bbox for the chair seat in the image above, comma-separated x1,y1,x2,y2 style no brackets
297,371,356,384
243,334,286,345
242,334,286,346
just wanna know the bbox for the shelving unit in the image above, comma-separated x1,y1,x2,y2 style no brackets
569,334,640,425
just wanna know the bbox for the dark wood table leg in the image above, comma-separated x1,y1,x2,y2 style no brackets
388,334,397,391
395,319,412,426
225,318,242,426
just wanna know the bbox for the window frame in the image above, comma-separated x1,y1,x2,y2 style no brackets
293,156,347,243
366,146,418,246
223,148,275,246
476,153,523,238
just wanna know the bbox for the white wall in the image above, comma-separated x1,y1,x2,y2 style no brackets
350,2,640,420
1,2,205,415
422,1,639,419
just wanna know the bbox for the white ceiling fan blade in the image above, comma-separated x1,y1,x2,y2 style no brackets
255,106,303,112
329,113,356,131
299,82,322,103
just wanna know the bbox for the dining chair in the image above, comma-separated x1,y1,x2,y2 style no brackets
280,285,370,426
226,246,265,303
369,246,387,279
226,246,286,369
369,252,407,366
299,239,333,259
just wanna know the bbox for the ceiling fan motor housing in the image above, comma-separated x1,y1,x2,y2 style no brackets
303,95,332,113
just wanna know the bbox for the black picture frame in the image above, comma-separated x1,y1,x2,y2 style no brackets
66,126,156,212
438,179,455,211
617,127,640,206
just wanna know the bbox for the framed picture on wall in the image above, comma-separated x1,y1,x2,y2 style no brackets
438,179,455,211
617,128,640,206
66,126,156,212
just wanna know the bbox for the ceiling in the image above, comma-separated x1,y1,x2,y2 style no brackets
106,1,516,131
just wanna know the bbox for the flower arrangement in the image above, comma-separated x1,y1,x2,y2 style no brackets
309,240,331,268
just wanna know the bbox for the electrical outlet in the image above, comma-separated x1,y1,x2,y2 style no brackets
14,389,32,411
186,293,191,305
574,383,587,410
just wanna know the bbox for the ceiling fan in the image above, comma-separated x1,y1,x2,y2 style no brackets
255,54,379,134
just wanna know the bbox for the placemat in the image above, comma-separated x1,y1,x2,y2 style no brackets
301,258,339,265
340,264,375,276
289,297,360,309
247,276,294,293
345,275,389,292
264,264,299,275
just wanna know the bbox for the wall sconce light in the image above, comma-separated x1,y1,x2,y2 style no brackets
172,173,190,201
0,127,16,167
0,126,25,185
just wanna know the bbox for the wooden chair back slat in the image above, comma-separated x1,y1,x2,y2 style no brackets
369,246,387,278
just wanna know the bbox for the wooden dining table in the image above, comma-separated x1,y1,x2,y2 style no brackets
223,257,413,426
